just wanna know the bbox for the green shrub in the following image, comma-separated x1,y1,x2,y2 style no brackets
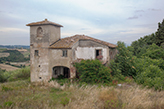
74,59,112,84
0,68,7,83
8,67,30,81
134,57,164,74
110,41,136,78
135,65,164,90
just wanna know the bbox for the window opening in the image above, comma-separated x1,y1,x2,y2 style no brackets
96,49,103,60
62,50,67,57
35,50,39,56
54,70,57,75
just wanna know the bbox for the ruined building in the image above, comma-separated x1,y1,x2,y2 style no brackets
26,19,117,82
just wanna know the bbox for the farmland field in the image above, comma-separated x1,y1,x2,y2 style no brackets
0,64,19,71
0,53,10,58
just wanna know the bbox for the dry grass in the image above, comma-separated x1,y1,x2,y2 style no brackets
1,80,164,109
0,53,10,58
0,64,19,71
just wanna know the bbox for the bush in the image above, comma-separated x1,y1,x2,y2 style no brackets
110,41,136,78
7,67,30,82
135,65,164,90
74,59,112,84
0,68,7,83
0,66,29,83
134,57,164,74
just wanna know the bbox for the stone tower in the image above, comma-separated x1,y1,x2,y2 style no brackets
26,19,63,82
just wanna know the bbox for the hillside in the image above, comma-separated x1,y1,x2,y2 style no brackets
0,64,19,71
0,50,30,63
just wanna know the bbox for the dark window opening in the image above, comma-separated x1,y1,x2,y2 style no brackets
38,65,40,67
52,66,70,78
39,77,42,79
54,70,57,75
35,50,39,56
62,50,67,57
96,49,103,60
64,67,70,78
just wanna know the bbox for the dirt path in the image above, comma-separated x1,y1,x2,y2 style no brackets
0,64,19,71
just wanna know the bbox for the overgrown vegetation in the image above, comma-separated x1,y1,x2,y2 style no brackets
74,59,112,84
0,66,30,83
0,68,6,83
109,19,164,90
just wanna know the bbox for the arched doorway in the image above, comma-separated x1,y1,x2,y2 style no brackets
52,66,70,78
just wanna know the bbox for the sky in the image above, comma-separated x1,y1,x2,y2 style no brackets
0,0,164,45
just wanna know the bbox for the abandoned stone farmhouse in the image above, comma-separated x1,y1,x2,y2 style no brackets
26,19,117,82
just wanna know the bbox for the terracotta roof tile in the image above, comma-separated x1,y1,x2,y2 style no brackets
49,35,117,49
26,19,63,27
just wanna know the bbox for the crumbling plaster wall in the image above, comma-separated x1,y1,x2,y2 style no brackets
30,25,61,82
49,49,76,78
74,40,109,64
30,47,50,82
75,47,108,61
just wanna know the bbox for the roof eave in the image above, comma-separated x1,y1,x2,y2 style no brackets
26,24,63,27
48,47,72,49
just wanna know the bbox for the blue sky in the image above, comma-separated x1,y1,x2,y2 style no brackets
0,0,164,45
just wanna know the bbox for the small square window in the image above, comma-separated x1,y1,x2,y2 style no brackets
62,50,67,57
35,50,39,56
96,49,103,60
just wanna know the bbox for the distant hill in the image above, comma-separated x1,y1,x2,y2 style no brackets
0,45,30,49
0,50,30,63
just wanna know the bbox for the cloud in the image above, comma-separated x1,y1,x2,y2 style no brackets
128,16,138,20
119,27,154,35
135,10,144,13
1,0,164,45
149,8,161,11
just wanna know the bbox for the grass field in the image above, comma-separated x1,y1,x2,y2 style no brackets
1,79,164,109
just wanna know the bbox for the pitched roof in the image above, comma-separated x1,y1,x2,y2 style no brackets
26,19,63,27
49,35,117,49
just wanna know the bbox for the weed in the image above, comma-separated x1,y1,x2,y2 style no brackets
1,85,13,91
50,87,62,92
99,89,121,109
60,97,70,107
4,101,14,107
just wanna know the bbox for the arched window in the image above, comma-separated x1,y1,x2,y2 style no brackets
37,27,43,37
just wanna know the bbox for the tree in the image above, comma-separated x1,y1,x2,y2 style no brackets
142,43,164,59
130,33,156,57
155,19,164,46
110,41,136,77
